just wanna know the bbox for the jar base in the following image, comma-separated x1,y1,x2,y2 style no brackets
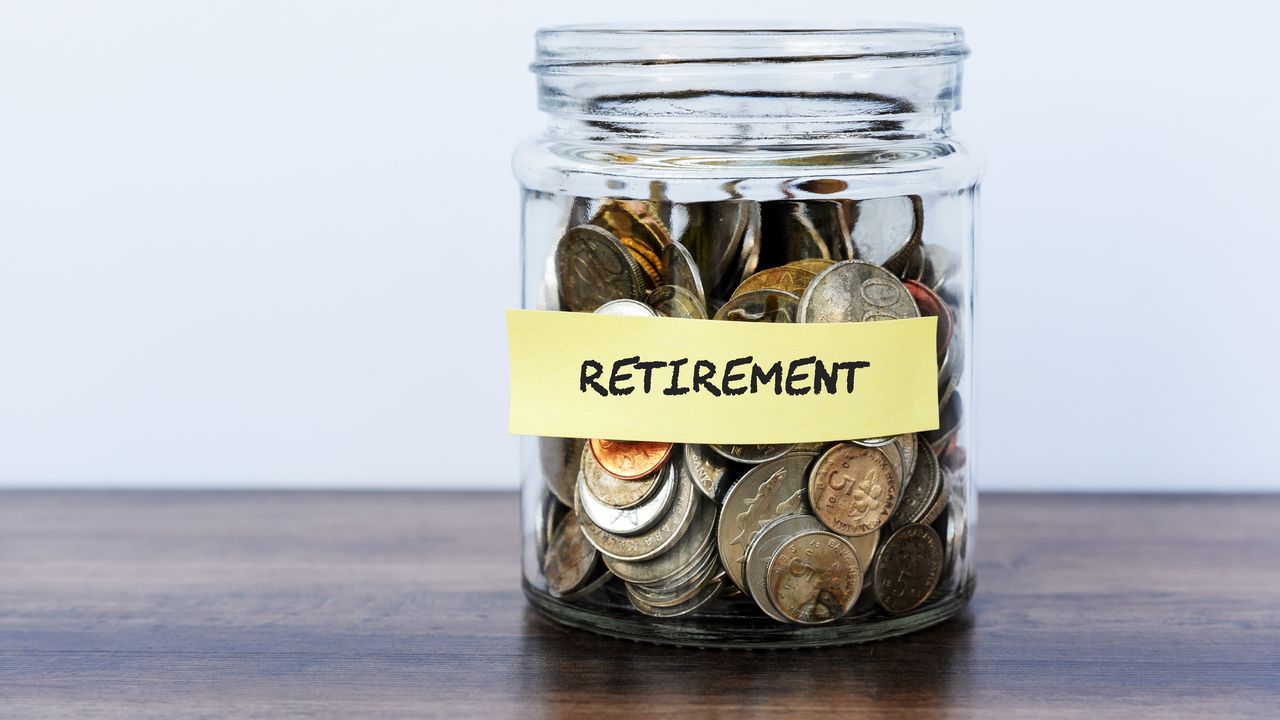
523,577,975,649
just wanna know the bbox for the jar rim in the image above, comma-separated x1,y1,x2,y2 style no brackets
533,23,968,72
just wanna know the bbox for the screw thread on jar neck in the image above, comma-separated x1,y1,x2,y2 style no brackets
532,25,969,146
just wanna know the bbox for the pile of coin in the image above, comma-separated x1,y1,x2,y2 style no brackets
536,196,967,624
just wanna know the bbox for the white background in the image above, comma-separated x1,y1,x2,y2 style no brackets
2,2,1277,491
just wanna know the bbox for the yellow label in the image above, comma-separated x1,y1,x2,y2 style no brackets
506,309,939,444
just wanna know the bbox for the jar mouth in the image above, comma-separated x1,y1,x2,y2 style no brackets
533,24,968,72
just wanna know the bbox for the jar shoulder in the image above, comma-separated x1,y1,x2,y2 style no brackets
513,134,984,201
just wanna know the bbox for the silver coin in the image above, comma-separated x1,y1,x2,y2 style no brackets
849,195,923,274
735,201,763,290
594,298,658,317
577,461,676,536
920,242,959,294
890,436,942,528
799,259,920,323
603,494,716,586
661,241,707,308
919,464,950,527
938,320,965,406
538,436,584,506
683,443,733,501
806,200,854,260
680,200,750,298
627,548,720,606
759,201,834,264
744,514,825,622
940,495,966,584
895,433,918,482
535,490,567,573
716,452,815,591
544,511,599,597
899,241,928,282
575,461,699,561
555,224,645,313
646,284,707,320
556,567,615,602
635,540,719,596
708,442,792,465
566,195,593,230
626,577,723,618
926,393,962,456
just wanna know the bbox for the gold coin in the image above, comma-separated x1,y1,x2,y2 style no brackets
592,200,668,288
730,266,818,298
785,258,837,274
808,443,901,537
766,529,862,624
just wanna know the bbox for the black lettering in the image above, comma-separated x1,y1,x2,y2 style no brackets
750,361,783,395
693,360,721,396
580,360,607,397
833,361,871,393
609,356,639,396
664,358,690,396
813,360,837,395
634,360,667,394
721,356,752,396
786,356,816,396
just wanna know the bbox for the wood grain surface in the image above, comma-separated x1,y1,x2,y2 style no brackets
1,491,1277,718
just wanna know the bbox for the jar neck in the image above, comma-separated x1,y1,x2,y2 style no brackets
543,111,955,146
532,26,968,147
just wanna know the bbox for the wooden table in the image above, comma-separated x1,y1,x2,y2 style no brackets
1,491,1277,718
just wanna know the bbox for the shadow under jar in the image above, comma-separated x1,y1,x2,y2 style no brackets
515,24,982,648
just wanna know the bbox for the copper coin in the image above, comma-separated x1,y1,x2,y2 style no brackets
905,279,954,360
872,523,943,614
809,443,901,537
590,438,673,480
579,443,665,510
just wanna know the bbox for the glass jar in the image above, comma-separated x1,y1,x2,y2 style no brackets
513,25,981,648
